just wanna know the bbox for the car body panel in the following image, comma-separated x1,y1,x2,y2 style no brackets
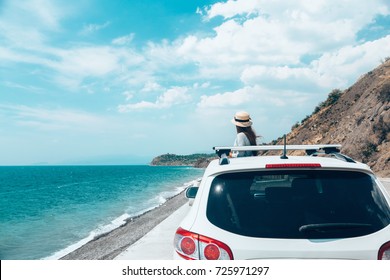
182,216,390,259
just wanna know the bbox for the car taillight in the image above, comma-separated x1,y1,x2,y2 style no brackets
266,163,321,168
203,244,220,259
174,227,233,260
174,228,198,260
378,241,390,260
181,236,196,255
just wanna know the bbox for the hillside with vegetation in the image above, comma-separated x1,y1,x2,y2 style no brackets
150,153,216,168
271,59,390,177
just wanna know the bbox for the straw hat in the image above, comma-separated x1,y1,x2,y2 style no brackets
231,111,253,127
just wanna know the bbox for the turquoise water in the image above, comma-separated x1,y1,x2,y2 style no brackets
0,165,204,260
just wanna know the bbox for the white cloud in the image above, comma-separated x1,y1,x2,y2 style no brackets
197,86,256,109
314,35,390,81
122,91,134,101
112,34,135,45
1,81,43,93
196,85,296,111
0,0,68,48
193,82,211,89
157,87,192,106
240,35,390,92
205,0,388,24
24,0,64,30
241,65,335,91
118,100,158,111
40,46,144,90
118,87,192,112
0,1,145,91
80,21,110,35
0,104,112,132
170,0,390,80
205,0,261,19
53,47,120,77
141,81,163,92
12,0,64,30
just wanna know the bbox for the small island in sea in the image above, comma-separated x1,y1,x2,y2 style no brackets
150,153,217,168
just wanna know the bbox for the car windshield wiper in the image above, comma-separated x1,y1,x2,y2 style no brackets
299,223,372,233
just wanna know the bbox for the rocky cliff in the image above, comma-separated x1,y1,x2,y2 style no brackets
274,60,390,176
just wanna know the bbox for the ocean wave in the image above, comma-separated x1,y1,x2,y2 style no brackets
43,178,199,260
43,212,131,260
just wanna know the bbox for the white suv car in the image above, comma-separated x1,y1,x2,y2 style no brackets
174,144,390,260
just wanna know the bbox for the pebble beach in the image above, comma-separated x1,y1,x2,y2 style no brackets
60,191,187,260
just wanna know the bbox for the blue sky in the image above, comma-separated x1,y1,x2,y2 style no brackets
0,0,389,165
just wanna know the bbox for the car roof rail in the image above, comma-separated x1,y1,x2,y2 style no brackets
212,144,353,165
214,144,342,155
309,150,356,163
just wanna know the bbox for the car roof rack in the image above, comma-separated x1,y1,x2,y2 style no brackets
213,144,355,165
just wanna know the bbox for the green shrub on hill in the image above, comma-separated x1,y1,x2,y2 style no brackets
151,153,216,167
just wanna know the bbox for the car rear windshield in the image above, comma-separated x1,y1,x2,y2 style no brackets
206,170,390,239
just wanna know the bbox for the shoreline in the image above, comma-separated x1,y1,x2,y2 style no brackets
60,190,188,260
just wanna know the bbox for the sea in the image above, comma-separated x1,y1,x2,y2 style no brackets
0,165,205,260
